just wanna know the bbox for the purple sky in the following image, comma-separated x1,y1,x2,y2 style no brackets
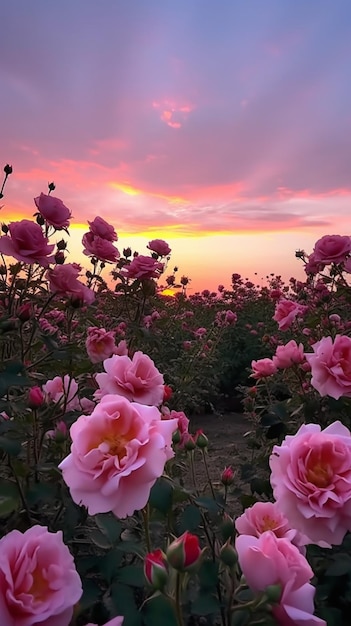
1,1,351,288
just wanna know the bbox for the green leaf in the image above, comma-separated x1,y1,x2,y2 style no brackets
198,559,219,590
0,481,21,517
0,435,21,456
194,496,222,513
191,592,221,616
95,512,122,544
326,555,351,576
149,477,173,514
79,578,102,611
116,565,145,587
178,504,202,533
109,582,142,626
142,593,177,626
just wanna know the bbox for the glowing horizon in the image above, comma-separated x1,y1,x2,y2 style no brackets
2,0,351,291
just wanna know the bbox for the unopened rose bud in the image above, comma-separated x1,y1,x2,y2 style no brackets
220,513,235,541
36,214,45,226
166,531,202,573
17,302,32,322
1,224,8,234
264,584,282,604
184,434,196,451
54,251,65,264
163,385,173,402
56,239,67,250
123,247,132,258
144,549,168,590
28,386,45,409
48,181,56,192
172,429,181,445
220,540,238,568
195,429,208,449
221,466,235,486
4,164,13,175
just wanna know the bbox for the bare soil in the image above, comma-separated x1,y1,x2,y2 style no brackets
188,412,253,516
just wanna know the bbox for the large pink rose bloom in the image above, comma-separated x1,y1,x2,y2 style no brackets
251,358,277,379
235,532,325,625
34,193,72,230
95,351,164,405
273,299,308,331
147,239,171,257
0,525,82,626
0,220,55,266
86,327,116,363
59,395,177,518
273,340,305,369
82,231,120,263
305,334,351,399
46,264,95,305
88,216,117,241
235,501,303,547
313,234,351,265
123,255,164,280
270,420,351,546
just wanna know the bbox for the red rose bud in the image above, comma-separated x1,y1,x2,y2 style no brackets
54,250,65,264
184,433,196,451
220,540,238,568
28,386,45,409
17,302,32,322
166,531,202,572
221,466,235,486
144,549,168,590
163,384,173,402
195,429,208,449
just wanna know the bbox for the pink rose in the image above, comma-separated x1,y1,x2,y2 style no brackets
270,420,351,546
86,327,116,363
0,525,82,626
114,339,128,356
58,395,178,518
235,532,325,625
42,375,80,411
273,340,305,369
82,231,120,263
313,234,351,265
304,252,325,276
34,192,72,229
122,255,164,280
305,335,351,399
235,501,304,547
0,220,55,266
95,351,164,405
147,239,171,257
46,264,95,305
88,216,117,241
251,358,277,379
273,299,308,331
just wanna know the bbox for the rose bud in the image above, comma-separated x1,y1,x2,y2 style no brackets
220,540,238,568
4,164,13,175
184,433,196,451
220,513,235,542
163,385,173,402
221,466,235,487
28,386,45,409
144,549,168,590
17,302,32,322
166,531,202,573
194,429,208,449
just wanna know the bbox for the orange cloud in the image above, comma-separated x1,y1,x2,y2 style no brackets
152,98,195,128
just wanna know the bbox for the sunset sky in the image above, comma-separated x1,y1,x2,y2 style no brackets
2,1,351,292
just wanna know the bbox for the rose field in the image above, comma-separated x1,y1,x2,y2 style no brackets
2,164,351,625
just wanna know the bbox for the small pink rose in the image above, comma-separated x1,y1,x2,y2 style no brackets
306,334,351,399
88,216,117,241
313,234,351,265
86,327,116,363
251,358,277,379
0,220,55,266
147,239,171,257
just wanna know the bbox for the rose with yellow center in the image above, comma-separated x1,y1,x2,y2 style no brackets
270,421,351,546
0,525,82,626
59,394,178,519
235,501,302,547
